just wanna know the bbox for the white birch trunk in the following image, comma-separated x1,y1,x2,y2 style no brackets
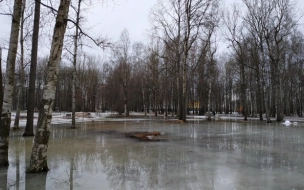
0,0,23,167
27,0,71,172
13,84,22,129
14,0,26,130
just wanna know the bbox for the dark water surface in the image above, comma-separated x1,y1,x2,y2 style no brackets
1,119,304,190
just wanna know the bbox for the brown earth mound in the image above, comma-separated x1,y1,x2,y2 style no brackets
126,131,167,141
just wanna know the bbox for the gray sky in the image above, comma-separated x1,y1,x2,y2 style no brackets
86,0,304,43
0,0,304,62
84,0,157,43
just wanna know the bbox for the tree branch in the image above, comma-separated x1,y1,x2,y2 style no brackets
38,1,58,14
0,12,11,16
66,18,112,49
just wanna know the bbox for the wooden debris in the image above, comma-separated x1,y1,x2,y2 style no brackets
126,131,167,141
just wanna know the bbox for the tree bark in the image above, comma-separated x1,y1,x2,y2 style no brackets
24,0,41,136
14,0,26,130
0,48,3,121
27,0,71,173
181,52,187,121
13,85,22,129
0,0,23,167
207,80,212,120
71,0,82,129
240,63,248,121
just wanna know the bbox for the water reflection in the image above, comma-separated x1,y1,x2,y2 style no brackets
1,121,304,189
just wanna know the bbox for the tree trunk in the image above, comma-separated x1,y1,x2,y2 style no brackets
260,40,271,123
0,48,3,120
207,80,212,120
71,0,82,129
13,85,22,129
14,0,26,130
154,90,157,116
124,98,128,116
275,70,284,121
123,83,128,116
239,52,247,121
24,0,41,136
0,0,23,167
27,0,71,173
263,84,271,123
181,57,187,121
142,80,147,116
257,85,263,120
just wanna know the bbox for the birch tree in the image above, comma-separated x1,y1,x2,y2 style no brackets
13,0,28,129
150,0,183,119
150,0,218,121
262,0,296,122
112,29,132,116
223,4,249,120
68,0,110,127
27,0,71,173
241,0,272,122
242,0,297,122
0,0,23,167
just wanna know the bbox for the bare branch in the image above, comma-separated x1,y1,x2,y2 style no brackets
0,12,11,16
66,18,112,49
39,1,57,14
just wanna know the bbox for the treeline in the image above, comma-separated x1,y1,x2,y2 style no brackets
11,25,304,122
5,0,304,123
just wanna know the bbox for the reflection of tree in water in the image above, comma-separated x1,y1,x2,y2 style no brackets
98,142,211,190
0,167,8,190
50,158,80,190
48,123,225,189
47,127,89,189
100,144,165,190
6,132,48,190
195,123,304,170
5,122,304,189
5,133,26,190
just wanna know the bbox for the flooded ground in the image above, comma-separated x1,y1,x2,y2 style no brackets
1,119,304,190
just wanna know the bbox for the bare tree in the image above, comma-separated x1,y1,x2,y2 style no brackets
23,0,41,136
262,0,296,122
71,0,82,129
223,4,249,120
27,0,71,173
146,39,161,116
14,0,30,130
111,29,132,116
242,0,298,122
150,0,184,119
0,0,23,167
150,0,219,121
67,0,111,127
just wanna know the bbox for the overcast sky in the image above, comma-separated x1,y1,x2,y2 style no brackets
84,0,157,43
84,0,304,43
0,0,304,61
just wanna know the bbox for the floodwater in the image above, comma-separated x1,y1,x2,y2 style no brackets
1,119,304,190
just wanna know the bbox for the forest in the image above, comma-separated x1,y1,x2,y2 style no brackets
1,0,304,170
3,0,304,122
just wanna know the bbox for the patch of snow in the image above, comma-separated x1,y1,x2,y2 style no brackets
282,120,291,126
